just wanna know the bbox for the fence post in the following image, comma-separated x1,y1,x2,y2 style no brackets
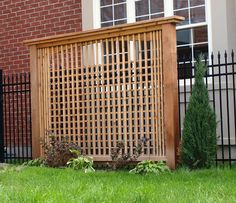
0,70,4,162
30,46,41,158
162,23,179,169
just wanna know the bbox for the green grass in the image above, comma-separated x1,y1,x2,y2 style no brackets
0,166,236,203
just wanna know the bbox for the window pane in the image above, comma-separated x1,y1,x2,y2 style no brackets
193,44,208,59
150,0,164,13
174,9,189,25
114,4,126,20
151,13,164,19
136,16,149,22
114,0,126,3
174,0,188,10
101,0,112,6
177,29,191,45
115,20,127,25
135,0,149,16
101,7,113,22
193,26,208,43
190,7,205,23
101,22,113,27
177,46,192,61
190,0,205,7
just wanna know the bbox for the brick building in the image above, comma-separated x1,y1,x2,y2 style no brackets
0,0,82,73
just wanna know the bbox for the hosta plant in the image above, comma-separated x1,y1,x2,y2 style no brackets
129,160,170,175
67,149,95,173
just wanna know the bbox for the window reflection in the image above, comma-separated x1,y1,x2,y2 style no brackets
173,0,205,25
177,29,191,45
100,0,127,27
193,26,208,43
174,0,188,10
135,0,164,21
190,7,205,23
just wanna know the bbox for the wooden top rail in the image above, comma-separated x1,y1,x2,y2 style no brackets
24,16,184,48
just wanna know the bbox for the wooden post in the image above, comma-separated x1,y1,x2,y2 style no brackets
30,45,41,158
162,23,179,169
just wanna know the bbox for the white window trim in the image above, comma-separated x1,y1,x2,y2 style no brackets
93,0,101,29
205,0,212,56
127,1,136,23
164,0,173,16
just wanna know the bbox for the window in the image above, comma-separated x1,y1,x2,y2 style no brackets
135,0,164,21
174,0,206,25
177,26,208,78
174,0,208,78
100,0,127,27
98,0,209,78
177,26,208,61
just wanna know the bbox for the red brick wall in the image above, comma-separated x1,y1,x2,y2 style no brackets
0,0,82,73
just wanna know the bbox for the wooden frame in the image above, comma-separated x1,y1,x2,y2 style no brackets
25,16,183,169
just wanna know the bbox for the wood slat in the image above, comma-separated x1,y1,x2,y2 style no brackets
75,43,81,145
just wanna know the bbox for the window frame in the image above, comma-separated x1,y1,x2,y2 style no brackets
92,0,212,83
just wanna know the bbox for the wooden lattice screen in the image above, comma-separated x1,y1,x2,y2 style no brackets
25,16,183,168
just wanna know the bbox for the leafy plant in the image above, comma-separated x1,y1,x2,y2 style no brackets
129,160,170,175
67,149,95,173
23,158,45,167
181,55,217,169
110,138,149,170
41,131,81,168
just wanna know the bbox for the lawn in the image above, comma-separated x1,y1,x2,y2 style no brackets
0,166,235,203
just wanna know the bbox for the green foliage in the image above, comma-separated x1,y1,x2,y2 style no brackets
41,132,81,168
129,160,170,175
110,138,149,170
181,55,217,169
67,149,95,173
23,158,45,167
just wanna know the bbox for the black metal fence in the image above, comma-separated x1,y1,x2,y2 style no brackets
178,51,236,166
0,70,32,163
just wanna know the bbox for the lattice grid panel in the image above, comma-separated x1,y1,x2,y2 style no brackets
38,30,165,160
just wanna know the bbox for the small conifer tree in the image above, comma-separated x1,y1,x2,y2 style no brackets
181,55,217,169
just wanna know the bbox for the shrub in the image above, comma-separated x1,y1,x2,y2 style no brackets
41,132,81,168
110,138,149,170
129,160,170,175
181,55,217,169
67,149,95,173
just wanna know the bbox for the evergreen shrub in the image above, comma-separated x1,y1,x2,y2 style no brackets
181,55,217,169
